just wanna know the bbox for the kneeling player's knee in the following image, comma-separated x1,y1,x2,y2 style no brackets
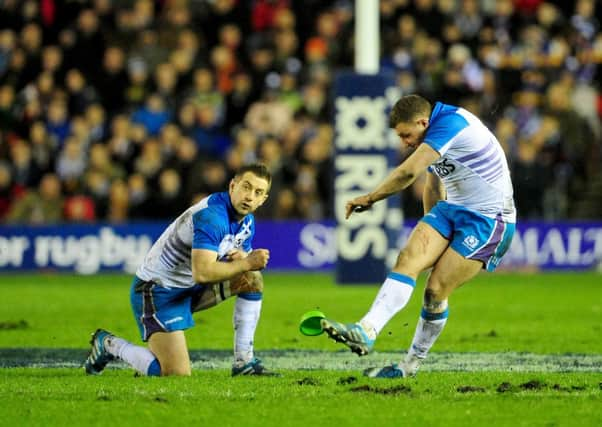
249,271,263,292
160,363,191,377
232,271,263,294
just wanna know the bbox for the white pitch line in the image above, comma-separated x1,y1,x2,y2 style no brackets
1,350,601,372
190,351,602,372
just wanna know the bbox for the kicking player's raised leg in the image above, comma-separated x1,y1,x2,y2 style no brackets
322,222,449,356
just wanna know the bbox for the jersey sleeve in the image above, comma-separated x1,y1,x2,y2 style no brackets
242,215,255,253
192,208,225,251
424,113,469,156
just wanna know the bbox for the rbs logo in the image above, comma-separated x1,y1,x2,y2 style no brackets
335,96,389,264
433,158,456,177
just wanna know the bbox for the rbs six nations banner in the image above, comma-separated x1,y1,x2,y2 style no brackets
333,71,403,283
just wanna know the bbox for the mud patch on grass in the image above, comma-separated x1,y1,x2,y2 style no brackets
296,377,320,386
520,380,546,390
337,376,357,385
350,384,411,395
551,384,586,392
0,320,29,330
496,382,513,393
456,385,486,393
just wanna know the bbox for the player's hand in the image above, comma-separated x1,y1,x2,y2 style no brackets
246,249,270,270
225,249,247,261
345,194,374,219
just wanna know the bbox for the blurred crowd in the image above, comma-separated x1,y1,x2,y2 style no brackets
0,0,600,225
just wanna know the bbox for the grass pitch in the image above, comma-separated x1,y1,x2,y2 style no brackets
0,272,601,426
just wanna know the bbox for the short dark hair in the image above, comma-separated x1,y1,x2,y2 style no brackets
388,94,432,128
235,163,272,187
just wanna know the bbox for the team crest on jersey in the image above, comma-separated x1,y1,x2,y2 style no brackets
217,219,253,259
463,235,479,250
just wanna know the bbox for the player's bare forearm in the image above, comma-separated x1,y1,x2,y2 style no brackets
193,258,251,283
346,144,440,219
368,166,418,203
345,167,418,219
366,143,439,202
191,249,269,284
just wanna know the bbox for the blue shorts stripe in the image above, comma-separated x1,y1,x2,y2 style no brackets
487,221,516,271
387,272,416,287
421,307,449,321
468,216,504,258
141,284,166,340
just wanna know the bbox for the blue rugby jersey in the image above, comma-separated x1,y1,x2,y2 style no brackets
424,102,516,222
136,192,255,288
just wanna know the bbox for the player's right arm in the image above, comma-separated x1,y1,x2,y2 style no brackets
423,172,445,214
345,143,440,218
191,248,269,284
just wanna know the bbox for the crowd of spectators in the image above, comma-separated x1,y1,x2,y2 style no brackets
0,0,600,225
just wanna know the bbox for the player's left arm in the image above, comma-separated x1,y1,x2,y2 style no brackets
191,211,267,283
346,143,440,218
191,248,268,284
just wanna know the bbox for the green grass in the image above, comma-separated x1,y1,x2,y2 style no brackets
0,369,600,427
0,272,601,426
0,272,600,353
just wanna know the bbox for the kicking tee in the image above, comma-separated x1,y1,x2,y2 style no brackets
136,192,255,288
424,102,516,222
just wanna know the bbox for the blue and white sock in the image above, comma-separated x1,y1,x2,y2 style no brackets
359,273,416,339
404,305,449,373
233,292,262,366
106,336,161,376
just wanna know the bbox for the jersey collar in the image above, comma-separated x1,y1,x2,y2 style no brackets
430,101,444,121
